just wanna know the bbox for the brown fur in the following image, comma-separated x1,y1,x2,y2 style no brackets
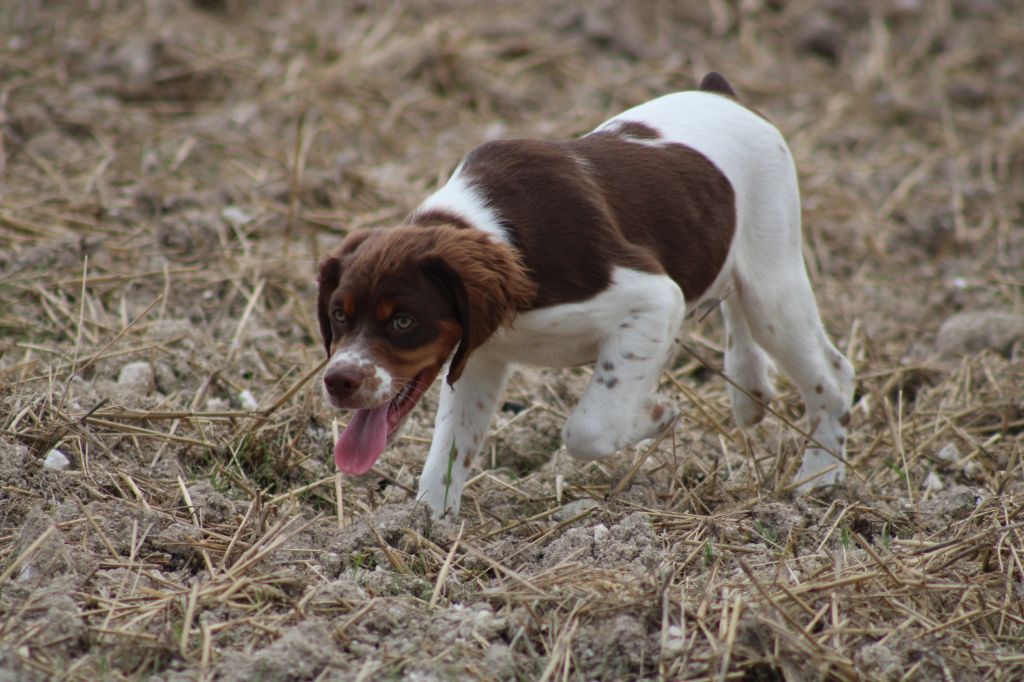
699,71,737,97
318,226,535,385
458,135,735,306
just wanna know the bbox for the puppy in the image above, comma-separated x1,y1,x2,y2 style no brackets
317,72,855,517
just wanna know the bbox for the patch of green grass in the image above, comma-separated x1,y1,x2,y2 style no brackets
754,521,781,548
839,526,851,550
884,459,909,484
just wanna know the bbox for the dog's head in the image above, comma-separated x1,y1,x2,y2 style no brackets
316,225,533,475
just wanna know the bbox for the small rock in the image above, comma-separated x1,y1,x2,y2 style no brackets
661,624,686,656
936,442,960,462
206,397,230,412
43,449,71,471
593,523,610,544
936,311,1024,357
221,206,254,226
554,498,601,521
117,361,154,393
238,389,259,411
923,470,943,492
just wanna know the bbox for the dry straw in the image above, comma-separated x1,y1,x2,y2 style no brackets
1,0,1022,680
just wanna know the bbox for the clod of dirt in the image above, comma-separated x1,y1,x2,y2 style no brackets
8,509,92,589
554,497,602,521
117,360,155,394
935,311,1024,357
0,577,86,680
575,614,652,679
185,480,237,524
215,619,345,682
322,501,450,576
918,483,981,524
542,511,659,570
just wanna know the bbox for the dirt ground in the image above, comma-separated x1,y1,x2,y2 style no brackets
2,0,1023,680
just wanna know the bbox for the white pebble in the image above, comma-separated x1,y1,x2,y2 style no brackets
44,449,71,471
221,206,254,226
592,523,609,544
661,624,686,656
238,389,259,411
923,470,944,492
936,442,960,462
117,361,153,391
206,397,230,412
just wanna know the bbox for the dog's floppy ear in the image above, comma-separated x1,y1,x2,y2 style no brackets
423,229,535,385
316,256,341,358
423,256,473,384
316,230,377,357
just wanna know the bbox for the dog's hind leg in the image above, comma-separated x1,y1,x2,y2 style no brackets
733,264,855,488
561,270,685,460
722,298,775,428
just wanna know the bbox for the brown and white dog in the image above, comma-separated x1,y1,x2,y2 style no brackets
317,73,855,517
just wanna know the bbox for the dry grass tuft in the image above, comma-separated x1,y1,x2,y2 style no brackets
2,1,1022,680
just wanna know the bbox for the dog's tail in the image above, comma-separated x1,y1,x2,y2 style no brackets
699,71,737,98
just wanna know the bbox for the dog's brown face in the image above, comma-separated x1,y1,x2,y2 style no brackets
318,225,534,475
317,227,470,475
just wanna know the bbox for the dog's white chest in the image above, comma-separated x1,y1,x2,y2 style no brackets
479,267,685,368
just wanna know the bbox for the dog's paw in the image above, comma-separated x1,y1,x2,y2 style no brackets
729,383,773,428
417,480,462,519
631,397,678,443
795,447,845,490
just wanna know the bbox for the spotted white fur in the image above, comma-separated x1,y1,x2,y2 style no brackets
415,89,855,517
323,346,395,409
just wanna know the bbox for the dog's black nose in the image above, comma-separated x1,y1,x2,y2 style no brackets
324,366,363,399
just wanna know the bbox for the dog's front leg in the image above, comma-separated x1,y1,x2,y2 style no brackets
562,272,685,461
418,354,508,518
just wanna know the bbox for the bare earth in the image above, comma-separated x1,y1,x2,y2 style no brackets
1,1,1023,680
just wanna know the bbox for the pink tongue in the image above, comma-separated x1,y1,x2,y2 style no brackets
334,406,389,475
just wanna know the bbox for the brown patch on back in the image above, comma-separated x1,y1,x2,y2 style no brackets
815,384,823,394
462,136,735,306
839,411,851,427
593,120,661,140
650,403,665,422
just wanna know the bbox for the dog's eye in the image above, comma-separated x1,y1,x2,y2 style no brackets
332,309,347,324
391,315,415,331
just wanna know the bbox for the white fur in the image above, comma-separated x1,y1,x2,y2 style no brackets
602,92,855,489
413,166,508,243
415,90,855,516
418,268,685,513
324,346,394,408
